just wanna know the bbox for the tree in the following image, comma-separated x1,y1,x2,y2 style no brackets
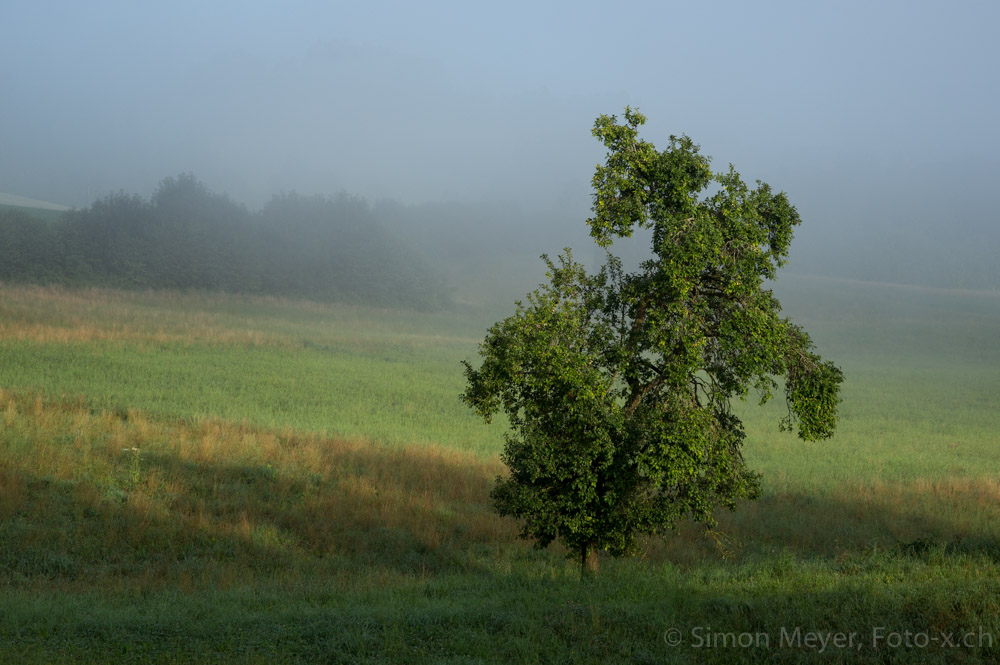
461,108,843,578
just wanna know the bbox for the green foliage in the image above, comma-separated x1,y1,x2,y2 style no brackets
257,191,450,308
0,209,62,283
464,109,844,575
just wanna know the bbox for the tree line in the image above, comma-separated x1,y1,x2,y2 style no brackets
0,175,450,309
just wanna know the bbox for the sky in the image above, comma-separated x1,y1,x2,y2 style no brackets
1,0,998,284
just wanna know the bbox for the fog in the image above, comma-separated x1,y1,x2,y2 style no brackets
2,0,998,293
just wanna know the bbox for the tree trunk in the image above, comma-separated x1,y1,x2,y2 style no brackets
581,544,599,579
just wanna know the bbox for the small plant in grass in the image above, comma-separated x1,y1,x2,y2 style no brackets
122,446,142,488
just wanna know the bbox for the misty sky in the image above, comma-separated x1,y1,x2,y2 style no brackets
2,0,998,276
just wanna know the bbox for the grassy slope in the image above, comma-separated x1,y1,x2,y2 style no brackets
1,279,999,663
0,192,71,210
0,201,68,224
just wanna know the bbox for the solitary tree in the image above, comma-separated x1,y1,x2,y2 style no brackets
462,108,843,577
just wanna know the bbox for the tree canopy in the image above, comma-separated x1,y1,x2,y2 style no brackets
462,108,843,577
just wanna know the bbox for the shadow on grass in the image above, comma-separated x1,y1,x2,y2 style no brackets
0,440,522,589
5,437,1000,591
7,448,1000,663
651,478,1000,567
3,544,1000,665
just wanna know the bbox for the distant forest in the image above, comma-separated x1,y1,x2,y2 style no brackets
6,175,993,308
0,175,450,309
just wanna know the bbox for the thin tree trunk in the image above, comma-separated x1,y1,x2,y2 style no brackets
581,544,599,579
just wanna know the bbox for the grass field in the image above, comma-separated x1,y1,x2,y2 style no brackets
2,278,1000,663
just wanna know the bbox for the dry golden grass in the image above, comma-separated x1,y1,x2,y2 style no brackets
5,387,1000,596
0,389,519,591
0,283,288,346
0,321,283,346
0,282,479,351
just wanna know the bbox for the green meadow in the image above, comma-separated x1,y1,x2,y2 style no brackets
2,278,1000,663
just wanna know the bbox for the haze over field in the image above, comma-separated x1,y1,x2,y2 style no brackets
6,4,1000,660
2,0,998,290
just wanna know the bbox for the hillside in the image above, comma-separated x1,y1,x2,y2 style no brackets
0,193,71,224
0,192,70,211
